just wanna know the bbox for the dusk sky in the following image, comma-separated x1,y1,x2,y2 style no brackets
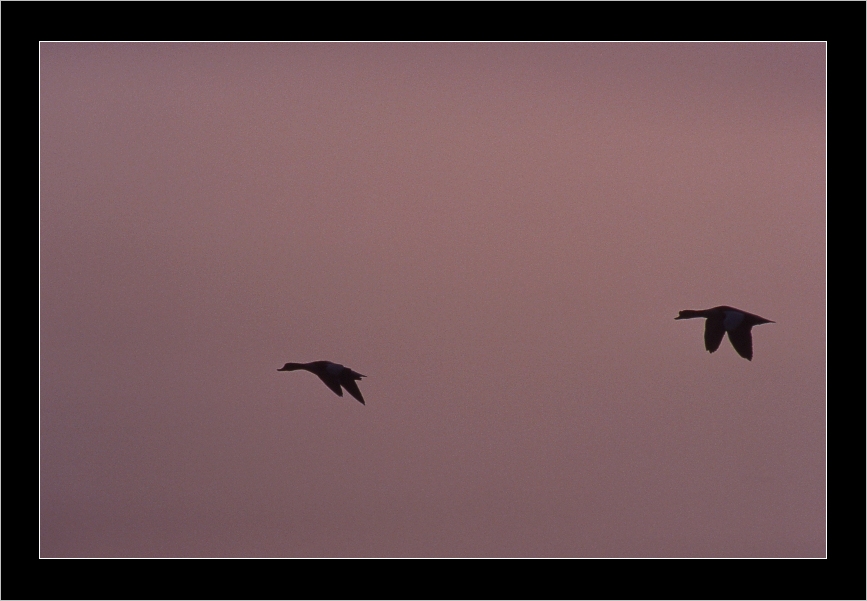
40,43,825,557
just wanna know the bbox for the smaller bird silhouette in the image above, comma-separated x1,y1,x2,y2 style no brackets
675,306,774,361
278,361,367,405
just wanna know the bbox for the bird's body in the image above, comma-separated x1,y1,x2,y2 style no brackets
278,361,366,405
675,306,774,361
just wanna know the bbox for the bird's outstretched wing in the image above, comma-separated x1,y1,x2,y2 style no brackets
316,374,344,397
704,318,725,353
341,377,366,405
727,328,754,361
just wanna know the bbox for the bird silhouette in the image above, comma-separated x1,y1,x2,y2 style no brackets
278,361,366,404
675,306,774,361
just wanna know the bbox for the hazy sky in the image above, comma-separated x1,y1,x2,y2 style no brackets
40,43,825,557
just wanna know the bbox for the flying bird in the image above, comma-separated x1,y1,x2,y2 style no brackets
675,306,774,361
278,361,367,405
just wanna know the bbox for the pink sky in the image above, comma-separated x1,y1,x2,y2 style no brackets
40,43,825,557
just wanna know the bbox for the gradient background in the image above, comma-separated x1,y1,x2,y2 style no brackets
40,43,825,557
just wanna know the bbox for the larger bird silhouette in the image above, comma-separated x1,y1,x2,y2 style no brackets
278,361,367,405
675,306,774,361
